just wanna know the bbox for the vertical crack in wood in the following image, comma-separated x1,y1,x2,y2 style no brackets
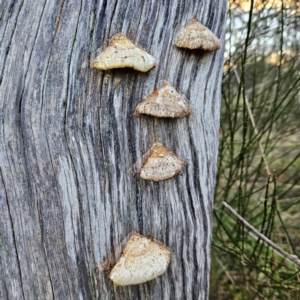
0,0,25,83
0,168,26,300
37,4,64,296
55,0,65,33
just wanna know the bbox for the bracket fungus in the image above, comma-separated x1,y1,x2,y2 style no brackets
175,19,221,51
93,33,156,72
135,82,191,118
109,233,171,286
140,142,184,181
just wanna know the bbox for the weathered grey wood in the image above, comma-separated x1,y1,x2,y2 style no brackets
0,0,227,299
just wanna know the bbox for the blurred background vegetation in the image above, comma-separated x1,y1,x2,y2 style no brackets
210,0,300,299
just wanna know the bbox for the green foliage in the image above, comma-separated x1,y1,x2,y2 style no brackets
211,1,300,298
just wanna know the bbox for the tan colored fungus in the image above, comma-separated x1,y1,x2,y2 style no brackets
93,33,156,72
175,19,221,51
135,82,191,118
109,233,171,286
140,142,184,181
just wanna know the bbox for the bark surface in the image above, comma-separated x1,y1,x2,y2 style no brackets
0,0,226,299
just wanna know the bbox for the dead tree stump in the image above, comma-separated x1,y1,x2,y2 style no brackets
0,0,227,299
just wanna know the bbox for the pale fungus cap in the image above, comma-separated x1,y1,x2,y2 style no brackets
135,82,191,118
175,19,221,51
109,233,171,286
93,33,156,72
140,142,184,181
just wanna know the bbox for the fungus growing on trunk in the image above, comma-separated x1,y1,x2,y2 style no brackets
175,19,221,51
93,33,156,72
135,82,191,118
109,232,171,286
140,142,184,181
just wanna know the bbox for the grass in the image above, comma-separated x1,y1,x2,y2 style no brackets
210,0,300,298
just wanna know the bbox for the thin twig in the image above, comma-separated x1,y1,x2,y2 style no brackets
223,201,300,269
232,66,271,176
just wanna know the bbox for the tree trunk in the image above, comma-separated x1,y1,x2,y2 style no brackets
0,0,227,299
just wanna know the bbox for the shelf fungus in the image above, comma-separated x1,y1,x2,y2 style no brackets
175,19,221,51
93,33,156,72
140,142,184,181
135,83,191,118
109,232,171,286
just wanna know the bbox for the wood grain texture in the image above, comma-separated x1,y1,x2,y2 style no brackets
0,0,227,299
